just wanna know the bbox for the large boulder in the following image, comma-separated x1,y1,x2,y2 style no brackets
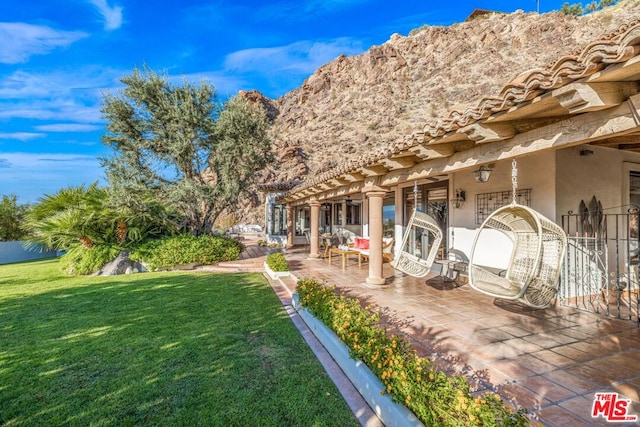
97,250,147,276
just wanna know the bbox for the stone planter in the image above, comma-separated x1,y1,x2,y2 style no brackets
292,294,423,427
264,262,290,280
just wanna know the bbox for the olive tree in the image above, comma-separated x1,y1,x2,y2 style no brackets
100,67,273,235
0,194,27,241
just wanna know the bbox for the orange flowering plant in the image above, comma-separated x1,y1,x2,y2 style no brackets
296,278,529,427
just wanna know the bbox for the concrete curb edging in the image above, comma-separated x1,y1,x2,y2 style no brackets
292,294,424,427
263,262,290,280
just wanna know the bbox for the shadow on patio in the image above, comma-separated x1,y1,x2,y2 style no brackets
281,245,640,427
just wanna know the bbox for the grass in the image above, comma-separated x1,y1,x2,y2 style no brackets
0,259,358,426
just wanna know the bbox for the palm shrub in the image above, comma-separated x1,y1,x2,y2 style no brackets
23,183,175,252
23,183,110,250
266,252,289,272
296,278,530,427
130,234,243,270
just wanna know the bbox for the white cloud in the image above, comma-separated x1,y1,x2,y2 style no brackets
0,132,45,141
87,0,123,30
0,69,115,99
0,23,88,64
0,153,103,203
0,102,103,123
0,67,126,123
35,124,102,132
224,38,364,75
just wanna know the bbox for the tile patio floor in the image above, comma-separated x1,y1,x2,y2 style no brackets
209,236,640,426
279,246,640,427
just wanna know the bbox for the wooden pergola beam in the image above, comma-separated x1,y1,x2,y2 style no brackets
381,93,640,185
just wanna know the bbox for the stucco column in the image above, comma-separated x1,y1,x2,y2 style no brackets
365,190,386,285
309,201,321,258
286,205,294,249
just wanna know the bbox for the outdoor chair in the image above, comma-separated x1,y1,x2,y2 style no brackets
468,204,567,309
392,209,443,278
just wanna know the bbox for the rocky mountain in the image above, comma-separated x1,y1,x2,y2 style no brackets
253,0,640,187
242,1,640,223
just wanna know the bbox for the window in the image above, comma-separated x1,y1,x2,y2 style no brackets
346,203,361,225
269,204,287,236
334,203,343,225
295,206,310,236
383,193,395,238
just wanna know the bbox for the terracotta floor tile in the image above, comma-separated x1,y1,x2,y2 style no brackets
474,328,518,342
549,345,595,363
565,363,637,387
474,341,524,361
516,354,559,375
521,333,567,349
536,405,595,427
542,370,597,395
485,358,536,381
502,337,546,354
594,350,640,374
497,382,552,412
497,324,534,338
519,375,577,403
530,349,577,368
553,326,595,341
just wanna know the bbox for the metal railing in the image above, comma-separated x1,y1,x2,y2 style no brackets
561,211,639,324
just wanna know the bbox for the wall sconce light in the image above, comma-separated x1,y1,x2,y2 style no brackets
450,189,466,209
473,165,493,183
580,148,594,156
321,202,331,211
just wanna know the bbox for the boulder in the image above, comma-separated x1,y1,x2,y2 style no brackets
97,250,147,276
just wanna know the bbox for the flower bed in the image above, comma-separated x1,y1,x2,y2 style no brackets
296,278,530,427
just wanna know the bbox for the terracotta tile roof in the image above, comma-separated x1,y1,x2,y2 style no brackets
257,180,302,192
289,18,640,196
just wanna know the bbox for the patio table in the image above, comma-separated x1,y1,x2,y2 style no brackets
328,247,362,269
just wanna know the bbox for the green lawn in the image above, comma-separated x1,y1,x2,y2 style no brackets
0,259,358,426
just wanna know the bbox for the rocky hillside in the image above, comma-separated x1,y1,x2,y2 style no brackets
255,0,640,191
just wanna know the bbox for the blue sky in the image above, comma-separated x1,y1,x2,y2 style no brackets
1,0,571,203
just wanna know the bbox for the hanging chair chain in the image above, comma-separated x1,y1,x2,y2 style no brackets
512,159,518,204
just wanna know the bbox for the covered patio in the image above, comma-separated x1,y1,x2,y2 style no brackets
280,245,640,426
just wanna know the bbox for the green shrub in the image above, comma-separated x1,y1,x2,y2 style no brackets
130,234,243,270
296,278,530,427
60,245,122,276
266,252,289,272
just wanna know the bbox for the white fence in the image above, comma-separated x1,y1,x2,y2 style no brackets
0,241,58,265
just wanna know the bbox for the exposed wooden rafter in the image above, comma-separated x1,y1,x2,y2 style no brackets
360,164,389,177
553,82,639,114
342,172,365,182
457,122,515,144
379,155,418,170
408,144,455,159
380,93,640,186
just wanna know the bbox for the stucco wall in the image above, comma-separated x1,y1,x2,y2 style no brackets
448,151,557,261
0,241,57,265
555,145,640,219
